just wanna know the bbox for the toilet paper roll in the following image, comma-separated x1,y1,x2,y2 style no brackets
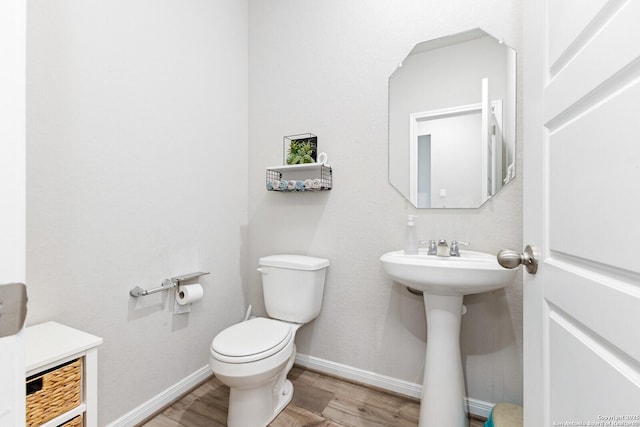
176,283,204,305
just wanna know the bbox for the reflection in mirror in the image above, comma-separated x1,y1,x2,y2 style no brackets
388,29,516,208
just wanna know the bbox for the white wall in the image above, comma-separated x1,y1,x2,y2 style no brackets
248,0,523,407
0,0,26,425
26,1,248,424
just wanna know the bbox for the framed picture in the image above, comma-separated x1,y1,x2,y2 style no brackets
283,133,317,165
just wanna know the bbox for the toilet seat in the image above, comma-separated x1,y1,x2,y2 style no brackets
211,317,293,364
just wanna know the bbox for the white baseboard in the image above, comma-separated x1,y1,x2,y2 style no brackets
106,365,212,427
294,353,495,419
466,396,496,419
294,353,423,398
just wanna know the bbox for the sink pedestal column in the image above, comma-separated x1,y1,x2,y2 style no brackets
420,293,468,427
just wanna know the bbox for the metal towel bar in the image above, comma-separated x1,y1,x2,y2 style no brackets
129,272,210,297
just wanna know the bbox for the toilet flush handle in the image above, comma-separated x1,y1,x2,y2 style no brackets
256,267,266,274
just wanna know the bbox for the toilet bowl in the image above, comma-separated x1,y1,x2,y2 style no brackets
209,254,329,427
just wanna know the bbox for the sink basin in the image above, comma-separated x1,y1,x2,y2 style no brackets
379,249,516,296
380,249,517,426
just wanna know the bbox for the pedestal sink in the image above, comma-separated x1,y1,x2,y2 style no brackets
379,250,516,427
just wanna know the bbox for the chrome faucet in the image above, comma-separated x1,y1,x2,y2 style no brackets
436,240,449,257
421,239,468,256
449,240,470,257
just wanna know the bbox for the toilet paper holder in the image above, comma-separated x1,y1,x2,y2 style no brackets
129,271,210,297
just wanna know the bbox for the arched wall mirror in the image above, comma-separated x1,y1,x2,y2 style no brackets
388,29,517,208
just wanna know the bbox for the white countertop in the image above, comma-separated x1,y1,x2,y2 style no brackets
25,321,103,374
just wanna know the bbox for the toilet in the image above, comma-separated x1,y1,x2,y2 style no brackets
209,254,330,427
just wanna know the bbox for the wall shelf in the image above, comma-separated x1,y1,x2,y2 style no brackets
266,163,332,192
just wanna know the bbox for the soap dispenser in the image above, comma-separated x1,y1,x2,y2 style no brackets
404,215,418,255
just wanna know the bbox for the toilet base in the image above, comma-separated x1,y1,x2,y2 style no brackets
227,375,293,427
223,343,297,427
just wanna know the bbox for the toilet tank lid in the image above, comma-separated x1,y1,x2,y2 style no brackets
259,254,329,270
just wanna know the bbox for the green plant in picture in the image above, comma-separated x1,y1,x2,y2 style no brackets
286,139,315,164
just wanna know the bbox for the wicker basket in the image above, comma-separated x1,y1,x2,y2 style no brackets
61,415,83,427
26,358,82,427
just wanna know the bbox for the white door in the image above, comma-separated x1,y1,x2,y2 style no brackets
0,1,26,426
524,0,640,425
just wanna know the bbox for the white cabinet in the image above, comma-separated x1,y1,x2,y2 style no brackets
25,322,103,427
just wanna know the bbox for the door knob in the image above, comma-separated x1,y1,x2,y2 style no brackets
497,245,538,274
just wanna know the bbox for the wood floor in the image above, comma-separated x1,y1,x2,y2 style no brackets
140,366,486,427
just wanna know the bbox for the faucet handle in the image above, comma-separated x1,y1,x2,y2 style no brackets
418,240,438,255
450,240,470,257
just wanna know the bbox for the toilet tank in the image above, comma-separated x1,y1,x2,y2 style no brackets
258,254,330,323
